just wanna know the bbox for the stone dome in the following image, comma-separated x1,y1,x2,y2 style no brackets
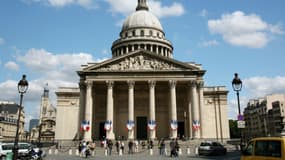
122,10,163,32
111,0,173,59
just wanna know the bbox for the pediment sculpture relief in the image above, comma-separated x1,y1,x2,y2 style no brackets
98,55,180,71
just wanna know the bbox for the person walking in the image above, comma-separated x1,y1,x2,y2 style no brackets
107,139,113,155
115,140,120,154
159,139,166,156
78,141,82,157
128,140,133,154
170,139,176,157
120,141,125,154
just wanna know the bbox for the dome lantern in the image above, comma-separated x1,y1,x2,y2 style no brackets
136,0,149,11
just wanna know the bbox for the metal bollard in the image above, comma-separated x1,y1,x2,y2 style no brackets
54,149,58,155
178,148,182,155
69,149,72,155
186,147,191,155
75,149,79,156
48,149,52,155
149,148,153,155
119,148,123,156
195,146,199,155
104,149,108,156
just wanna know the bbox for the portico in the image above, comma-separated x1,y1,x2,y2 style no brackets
79,75,204,141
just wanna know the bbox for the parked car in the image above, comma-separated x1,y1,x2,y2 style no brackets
198,141,227,156
241,137,285,160
0,142,35,158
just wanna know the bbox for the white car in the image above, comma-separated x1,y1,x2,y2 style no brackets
0,142,32,158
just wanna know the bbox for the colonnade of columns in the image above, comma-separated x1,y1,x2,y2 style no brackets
112,43,173,58
80,80,204,141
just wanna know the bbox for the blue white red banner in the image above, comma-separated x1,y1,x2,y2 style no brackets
104,120,112,131
170,120,178,130
148,120,156,130
80,120,90,131
192,120,200,130
126,120,135,130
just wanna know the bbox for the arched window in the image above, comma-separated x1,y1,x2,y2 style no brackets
140,30,144,36
149,30,153,36
132,30,136,36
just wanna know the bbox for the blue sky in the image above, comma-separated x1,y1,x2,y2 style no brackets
0,0,285,129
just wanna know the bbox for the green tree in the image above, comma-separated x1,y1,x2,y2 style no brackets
229,119,241,138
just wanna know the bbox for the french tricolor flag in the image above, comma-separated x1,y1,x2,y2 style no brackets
80,120,90,131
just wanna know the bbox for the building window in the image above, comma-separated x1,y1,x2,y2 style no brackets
132,30,136,36
149,30,153,36
140,30,144,36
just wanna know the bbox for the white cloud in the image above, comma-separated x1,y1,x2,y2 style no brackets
199,40,219,47
4,61,19,71
0,37,5,45
0,48,106,122
149,1,184,18
208,11,284,48
105,0,185,18
25,0,97,9
244,76,285,98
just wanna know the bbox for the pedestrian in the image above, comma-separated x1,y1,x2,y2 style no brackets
116,140,120,154
107,139,113,155
128,140,133,154
170,139,176,157
149,139,153,149
78,141,82,157
134,140,139,152
81,141,87,157
175,139,179,157
120,141,125,154
85,141,91,158
159,139,166,156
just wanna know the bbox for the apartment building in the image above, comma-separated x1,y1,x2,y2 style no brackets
243,94,285,140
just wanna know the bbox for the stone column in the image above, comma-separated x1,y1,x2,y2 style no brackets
198,81,205,139
106,81,115,140
169,80,177,139
78,80,86,140
149,80,156,140
191,80,200,139
156,46,159,55
187,87,193,139
83,80,93,141
126,46,129,54
128,81,135,140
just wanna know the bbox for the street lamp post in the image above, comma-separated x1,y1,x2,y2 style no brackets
13,75,28,160
232,73,243,151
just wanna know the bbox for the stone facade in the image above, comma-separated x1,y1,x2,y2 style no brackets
55,0,230,143
244,94,285,140
0,101,25,141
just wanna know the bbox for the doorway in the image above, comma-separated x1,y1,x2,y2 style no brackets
99,122,106,140
136,116,147,140
178,121,185,139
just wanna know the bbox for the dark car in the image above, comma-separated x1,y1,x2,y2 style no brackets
198,141,227,156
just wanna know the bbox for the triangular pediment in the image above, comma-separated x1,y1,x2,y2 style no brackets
82,50,201,72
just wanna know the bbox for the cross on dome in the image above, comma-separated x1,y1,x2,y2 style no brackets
136,0,149,11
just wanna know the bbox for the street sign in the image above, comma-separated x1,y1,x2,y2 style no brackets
237,120,245,128
238,114,244,121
